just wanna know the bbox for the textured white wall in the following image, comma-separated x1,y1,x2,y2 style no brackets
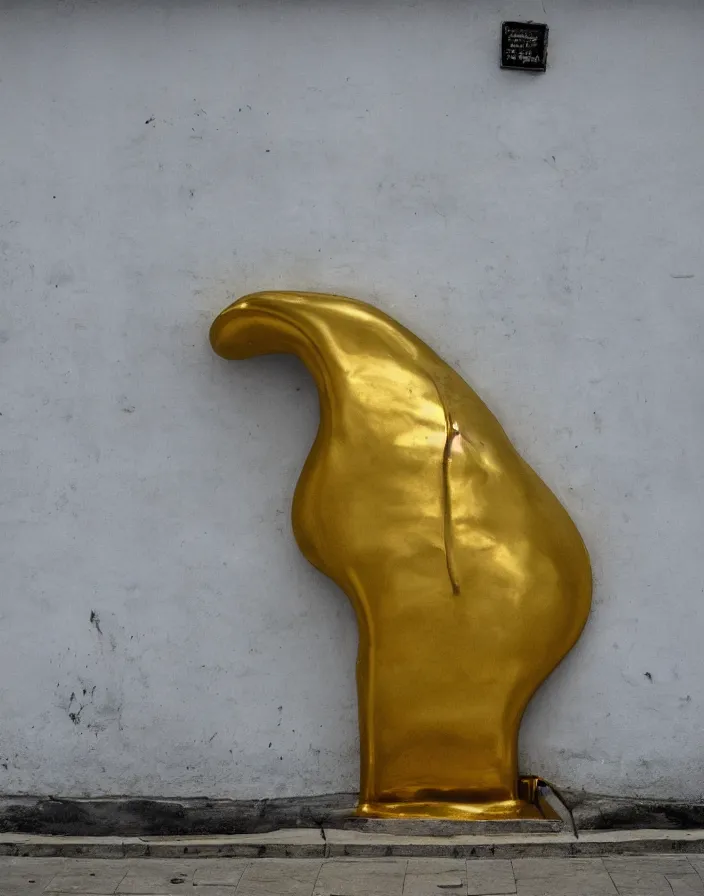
1,0,703,801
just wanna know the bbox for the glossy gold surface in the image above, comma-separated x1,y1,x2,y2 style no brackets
210,291,592,821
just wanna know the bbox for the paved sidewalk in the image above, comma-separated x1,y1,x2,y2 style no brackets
3,855,704,895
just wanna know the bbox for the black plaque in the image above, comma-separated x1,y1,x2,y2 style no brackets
501,21,548,72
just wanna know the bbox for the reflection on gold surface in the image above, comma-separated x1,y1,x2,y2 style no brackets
210,291,592,821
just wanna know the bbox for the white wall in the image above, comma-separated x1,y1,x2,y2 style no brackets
1,0,703,802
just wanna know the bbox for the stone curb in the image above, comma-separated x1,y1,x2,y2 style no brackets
2,829,704,859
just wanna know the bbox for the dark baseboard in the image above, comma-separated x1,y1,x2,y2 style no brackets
0,793,357,837
561,790,704,831
1,791,703,836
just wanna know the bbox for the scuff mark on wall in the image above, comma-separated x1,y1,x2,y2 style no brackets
89,611,102,636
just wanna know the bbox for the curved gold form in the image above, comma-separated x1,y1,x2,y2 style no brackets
210,291,592,821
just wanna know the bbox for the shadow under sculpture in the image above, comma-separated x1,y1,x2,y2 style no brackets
210,291,592,821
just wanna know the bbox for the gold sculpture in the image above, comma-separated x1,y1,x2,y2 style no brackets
210,291,592,821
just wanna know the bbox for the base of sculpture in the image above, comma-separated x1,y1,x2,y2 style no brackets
357,799,547,821
355,778,561,823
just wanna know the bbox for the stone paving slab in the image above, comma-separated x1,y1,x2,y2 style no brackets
686,858,704,877
313,857,407,895
669,876,704,896
513,857,618,896
402,858,466,896
603,855,694,873
192,859,250,887
2,854,704,896
603,855,704,896
0,857,68,895
607,871,678,895
465,859,515,895
238,859,323,896
114,859,202,894
44,859,129,894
